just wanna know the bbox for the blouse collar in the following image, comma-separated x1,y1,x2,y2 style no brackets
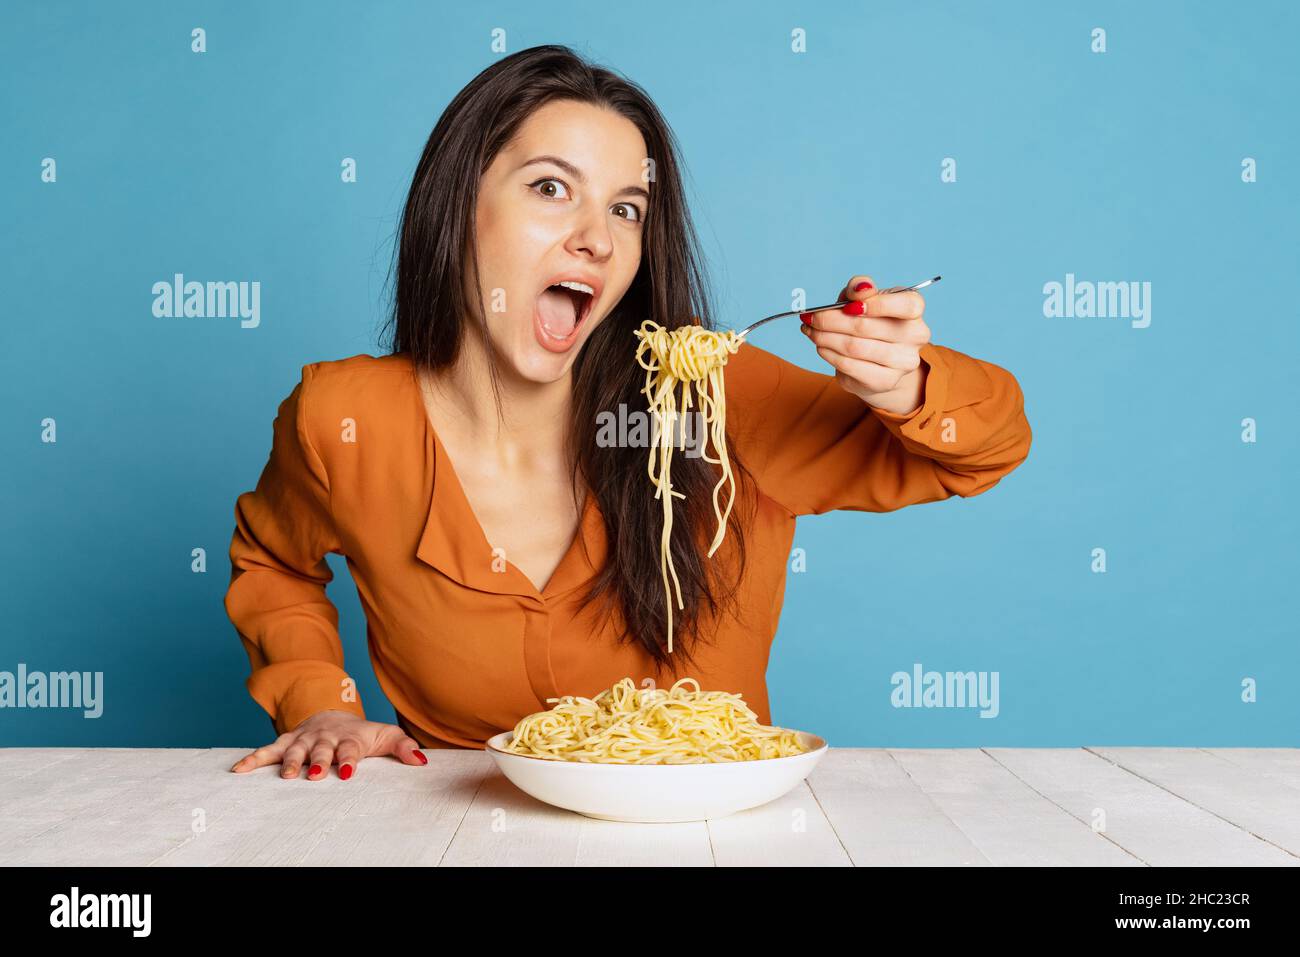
403,356,607,601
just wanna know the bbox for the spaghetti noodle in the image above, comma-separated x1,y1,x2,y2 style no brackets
633,320,744,653
502,676,806,763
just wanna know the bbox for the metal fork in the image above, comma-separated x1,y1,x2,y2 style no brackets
736,275,942,339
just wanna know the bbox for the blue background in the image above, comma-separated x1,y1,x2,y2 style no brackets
3,1,1296,748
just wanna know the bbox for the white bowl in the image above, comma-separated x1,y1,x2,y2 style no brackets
483,730,828,823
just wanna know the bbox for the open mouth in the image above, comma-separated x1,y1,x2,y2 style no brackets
536,280,596,342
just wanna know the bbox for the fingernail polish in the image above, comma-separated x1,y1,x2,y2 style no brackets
854,281,873,292
842,301,865,316
413,750,428,765
308,764,322,777
799,312,812,325
339,764,353,780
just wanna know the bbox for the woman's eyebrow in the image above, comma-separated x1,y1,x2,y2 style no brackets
519,154,650,201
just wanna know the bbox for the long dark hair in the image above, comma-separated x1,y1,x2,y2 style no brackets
379,45,755,673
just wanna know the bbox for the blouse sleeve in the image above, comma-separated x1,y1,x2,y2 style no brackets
224,364,367,735
723,340,1032,517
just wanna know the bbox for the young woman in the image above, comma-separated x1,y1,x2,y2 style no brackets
226,45,1032,781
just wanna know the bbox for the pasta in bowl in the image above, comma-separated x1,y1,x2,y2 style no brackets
484,678,828,822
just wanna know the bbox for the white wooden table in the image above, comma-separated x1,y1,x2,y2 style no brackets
2,747,1297,866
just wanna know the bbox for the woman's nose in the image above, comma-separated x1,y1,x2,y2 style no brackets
567,210,614,260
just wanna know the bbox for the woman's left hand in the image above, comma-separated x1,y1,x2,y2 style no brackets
800,274,932,416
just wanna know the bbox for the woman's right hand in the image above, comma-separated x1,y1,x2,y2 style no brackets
229,710,429,780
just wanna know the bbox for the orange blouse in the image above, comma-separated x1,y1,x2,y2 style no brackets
225,340,1032,749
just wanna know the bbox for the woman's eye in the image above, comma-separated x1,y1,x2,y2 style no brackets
530,178,569,200
612,203,643,224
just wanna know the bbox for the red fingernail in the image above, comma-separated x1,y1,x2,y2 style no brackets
308,764,322,777
854,280,873,291
339,764,353,780
842,301,865,316
799,312,812,325
413,750,428,765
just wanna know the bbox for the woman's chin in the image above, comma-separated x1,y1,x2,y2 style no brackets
509,340,580,384
485,313,597,385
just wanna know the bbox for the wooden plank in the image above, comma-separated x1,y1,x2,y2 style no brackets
889,749,1141,866
806,749,993,865
156,749,487,866
5,748,1294,866
0,749,84,846
0,748,80,783
1203,748,1300,793
988,748,1298,866
573,817,713,867
707,780,851,866
439,768,714,866
2,748,212,864
438,770,583,866
1088,747,1300,858
296,751,489,866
